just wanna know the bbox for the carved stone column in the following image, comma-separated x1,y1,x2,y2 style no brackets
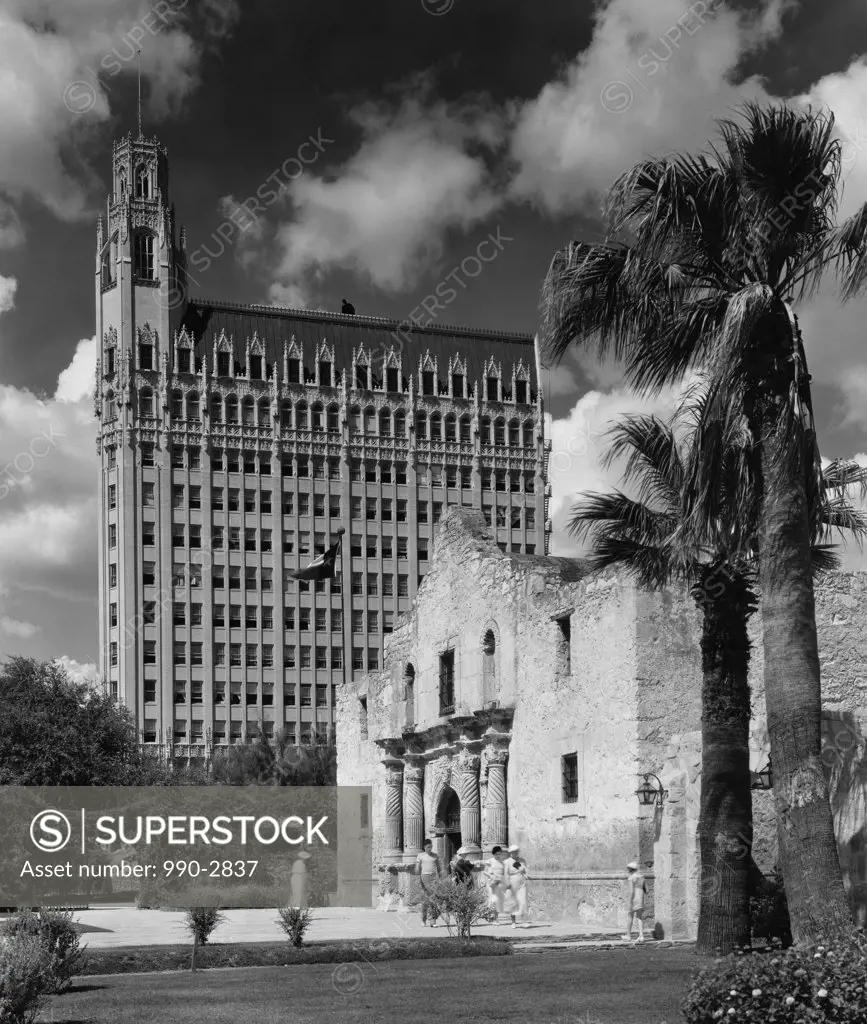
383,758,404,862
403,757,425,857
485,748,509,851
458,749,482,855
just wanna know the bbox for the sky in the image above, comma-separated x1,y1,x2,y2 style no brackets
3,0,867,673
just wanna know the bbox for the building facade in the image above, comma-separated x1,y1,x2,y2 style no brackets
337,506,867,935
95,131,549,752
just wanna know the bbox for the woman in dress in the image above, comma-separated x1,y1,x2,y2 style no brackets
450,846,476,886
624,861,646,942
483,845,507,917
505,844,529,928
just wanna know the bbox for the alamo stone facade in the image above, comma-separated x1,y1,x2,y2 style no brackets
336,506,867,937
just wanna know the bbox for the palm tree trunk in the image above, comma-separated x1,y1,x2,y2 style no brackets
695,568,754,955
749,351,853,944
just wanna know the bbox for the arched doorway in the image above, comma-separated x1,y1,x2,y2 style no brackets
436,786,461,865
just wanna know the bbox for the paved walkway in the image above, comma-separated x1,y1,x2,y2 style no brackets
45,906,630,949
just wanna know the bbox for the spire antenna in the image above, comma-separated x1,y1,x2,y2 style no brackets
136,48,143,140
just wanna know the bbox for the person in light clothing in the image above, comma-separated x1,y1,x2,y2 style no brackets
504,844,529,928
624,861,646,942
483,845,507,916
415,838,442,926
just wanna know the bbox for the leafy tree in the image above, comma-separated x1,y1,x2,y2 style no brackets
542,102,867,944
210,727,336,787
570,400,867,954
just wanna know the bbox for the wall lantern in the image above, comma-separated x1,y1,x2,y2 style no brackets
635,773,666,806
751,756,773,791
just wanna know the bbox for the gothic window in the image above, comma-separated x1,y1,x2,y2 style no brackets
364,407,376,434
171,390,183,419
140,388,154,417
355,364,368,390
460,415,471,442
523,421,534,447
480,416,491,444
415,412,427,439
509,420,519,446
296,401,308,429
379,408,391,436
242,397,255,425
494,418,505,446
258,398,270,426
104,391,116,421
386,367,399,393
134,232,155,279
210,395,222,422
515,378,528,405
482,628,497,704
430,413,442,440
139,338,153,370
177,347,191,374
311,403,324,431
117,167,127,197
394,409,406,436
486,376,499,401
187,392,200,422
226,396,239,424
280,401,292,427
349,406,361,433
318,360,332,386
105,346,116,377
287,357,300,384
250,354,263,379
135,165,150,199
327,404,339,433
217,351,230,377
445,414,456,441
452,373,464,398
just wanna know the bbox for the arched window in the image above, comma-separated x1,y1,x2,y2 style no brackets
482,629,496,704
296,402,308,430
187,392,200,422
394,409,406,437
117,167,126,197
280,401,293,428
242,397,255,425
135,165,150,199
460,415,471,442
350,406,362,433
494,418,505,446
171,390,183,419
311,403,324,431
404,664,416,730
480,416,491,444
445,414,456,441
104,391,116,421
258,398,270,426
523,421,534,447
140,388,153,417
430,413,442,440
508,420,519,446
415,412,427,439
364,407,376,435
327,404,339,433
210,395,223,423
379,408,391,436
226,396,239,424
134,233,154,279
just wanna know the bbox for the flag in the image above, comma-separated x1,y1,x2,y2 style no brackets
287,538,341,581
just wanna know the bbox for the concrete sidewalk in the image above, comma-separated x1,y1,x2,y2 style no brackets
59,906,624,949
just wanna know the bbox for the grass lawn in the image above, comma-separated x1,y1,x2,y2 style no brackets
42,947,697,1024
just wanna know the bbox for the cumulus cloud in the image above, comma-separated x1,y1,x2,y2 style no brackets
267,80,506,302
0,615,39,638
54,655,101,688
0,0,239,222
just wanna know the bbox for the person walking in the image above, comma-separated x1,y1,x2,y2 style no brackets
451,846,476,886
624,861,646,942
505,844,529,928
415,838,441,927
483,845,507,919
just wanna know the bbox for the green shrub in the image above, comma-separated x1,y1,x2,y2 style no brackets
419,878,493,939
3,910,84,994
751,869,792,948
682,933,867,1023
0,934,53,1024
276,907,313,948
183,908,224,947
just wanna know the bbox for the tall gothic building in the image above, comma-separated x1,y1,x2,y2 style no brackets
96,131,550,753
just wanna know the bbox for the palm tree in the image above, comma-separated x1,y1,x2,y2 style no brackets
541,102,867,944
570,402,867,954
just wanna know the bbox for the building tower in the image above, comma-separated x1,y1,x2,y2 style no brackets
96,131,551,756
